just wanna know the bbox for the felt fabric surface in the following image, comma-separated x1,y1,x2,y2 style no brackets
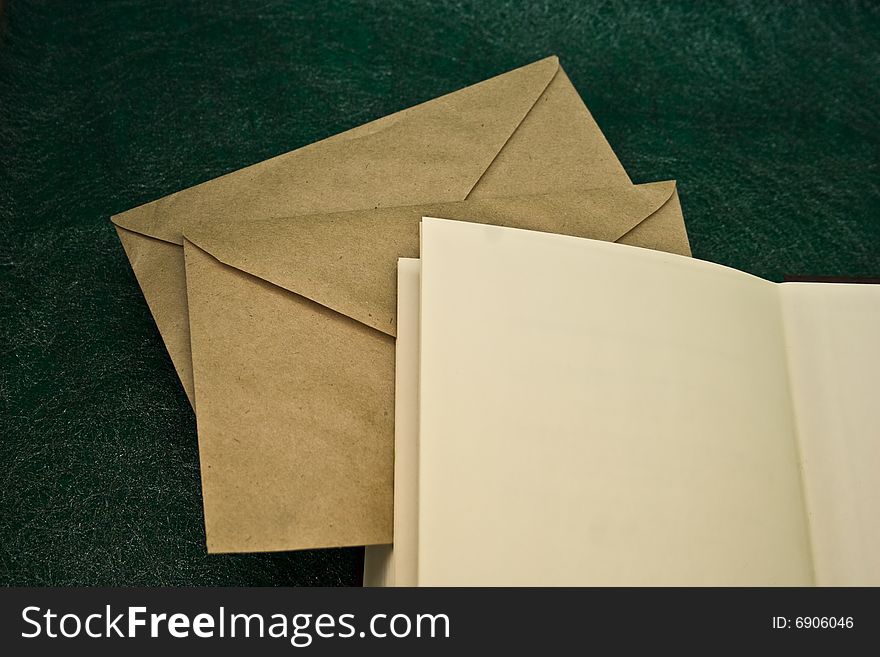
0,0,877,585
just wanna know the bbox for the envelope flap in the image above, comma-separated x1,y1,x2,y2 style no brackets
183,181,677,338
112,57,562,244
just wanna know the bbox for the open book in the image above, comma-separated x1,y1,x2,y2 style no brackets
365,217,879,586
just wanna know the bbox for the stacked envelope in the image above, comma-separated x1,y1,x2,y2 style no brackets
112,59,694,568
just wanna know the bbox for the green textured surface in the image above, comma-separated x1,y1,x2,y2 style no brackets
1,0,878,586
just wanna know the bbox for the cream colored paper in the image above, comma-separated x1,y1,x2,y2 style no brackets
781,283,880,586
410,218,825,585
363,259,422,587
182,182,690,553
111,56,631,404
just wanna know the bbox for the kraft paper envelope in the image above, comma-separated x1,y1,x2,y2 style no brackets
180,181,691,553
110,56,633,404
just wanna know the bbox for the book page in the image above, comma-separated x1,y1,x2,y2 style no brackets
363,258,422,586
781,283,880,586
416,217,814,585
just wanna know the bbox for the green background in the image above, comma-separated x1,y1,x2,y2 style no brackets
1,0,877,585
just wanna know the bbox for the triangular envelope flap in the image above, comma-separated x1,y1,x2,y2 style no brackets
184,181,676,338
468,68,631,198
111,57,561,245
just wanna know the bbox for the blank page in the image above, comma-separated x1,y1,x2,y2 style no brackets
782,283,880,585
363,258,422,586
417,217,814,585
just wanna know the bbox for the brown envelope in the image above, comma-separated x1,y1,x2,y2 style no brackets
181,181,690,553
111,56,632,404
